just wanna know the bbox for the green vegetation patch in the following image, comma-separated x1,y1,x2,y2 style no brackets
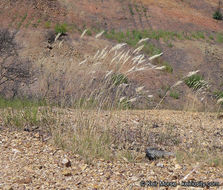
0,97,47,109
55,23,68,34
170,90,180,99
216,33,223,43
184,74,208,90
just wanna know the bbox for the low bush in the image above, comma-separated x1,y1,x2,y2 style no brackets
213,9,223,20
55,23,68,34
170,90,179,99
184,74,207,90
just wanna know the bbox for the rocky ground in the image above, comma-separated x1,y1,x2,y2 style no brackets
0,109,223,189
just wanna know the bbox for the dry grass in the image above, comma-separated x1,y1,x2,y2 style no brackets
1,104,222,167
32,31,169,109
0,30,222,167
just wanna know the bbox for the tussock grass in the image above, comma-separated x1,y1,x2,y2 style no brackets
35,30,169,110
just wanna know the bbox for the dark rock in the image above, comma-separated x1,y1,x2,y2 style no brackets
152,123,159,128
62,158,71,167
146,147,175,160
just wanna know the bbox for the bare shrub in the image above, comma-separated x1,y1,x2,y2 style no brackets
0,28,33,97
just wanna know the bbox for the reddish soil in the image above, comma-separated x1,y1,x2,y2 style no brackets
1,0,222,32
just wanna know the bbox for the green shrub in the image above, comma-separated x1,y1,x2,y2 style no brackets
170,90,179,99
213,10,223,20
44,21,51,29
86,29,92,36
163,61,173,73
191,31,205,40
184,74,207,90
55,23,68,34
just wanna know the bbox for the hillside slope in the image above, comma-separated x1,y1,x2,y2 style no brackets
0,0,223,110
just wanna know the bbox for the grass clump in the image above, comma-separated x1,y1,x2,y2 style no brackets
44,21,51,29
55,23,68,34
191,31,205,40
213,9,223,20
0,97,50,130
163,61,173,73
184,74,207,90
0,97,46,109
170,90,179,99
118,97,132,110
214,91,223,105
216,33,223,43
17,13,27,29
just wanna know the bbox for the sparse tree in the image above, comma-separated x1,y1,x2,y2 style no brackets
0,28,33,97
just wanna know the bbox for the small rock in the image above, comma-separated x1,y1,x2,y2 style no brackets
156,162,164,168
62,158,71,167
146,147,175,160
12,149,20,154
152,123,159,128
17,177,32,184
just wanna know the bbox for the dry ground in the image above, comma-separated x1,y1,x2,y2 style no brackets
0,109,223,189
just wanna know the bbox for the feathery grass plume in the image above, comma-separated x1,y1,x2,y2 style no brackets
81,29,88,38
111,56,118,64
79,59,87,65
148,52,163,61
110,50,124,64
132,54,143,64
93,50,100,60
100,51,108,59
95,30,105,39
137,58,146,65
137,37,149,45
139,54,145,60
124,50,130,59
123,55,131,65
109,43,127,52
97,46,108,59
128,67,147,74
128,97,137,102
155,66,166,70
146,62,155,67
118,51,126,62
119,50,129,62
126,66,136,73
132,54,143,61
137,55,145,64
133,45,144,54
105,70,113,79
135,67,148,71
119,96,126,102
217,98,223,104
55,32,62,42
172,80,183,88
114,50,118,57
93,62,102,66
58,40,64,48
185,70,200,78
136,86,144,93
